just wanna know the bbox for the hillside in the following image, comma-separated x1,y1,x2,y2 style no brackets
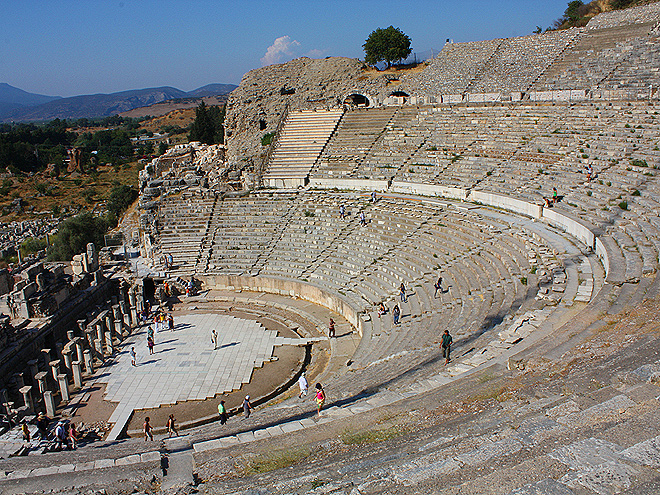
0,83,236,123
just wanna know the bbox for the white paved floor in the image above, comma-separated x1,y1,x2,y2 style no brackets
101,313,308,440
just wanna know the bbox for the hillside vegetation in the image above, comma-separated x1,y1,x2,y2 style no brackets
553,0,659,29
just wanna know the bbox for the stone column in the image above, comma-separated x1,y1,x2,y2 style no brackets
67,329,75,341
49,360,61,382
119,300,131,329
96,322,105,344
71,361,83,388
35,372,48,394
62,349,72,374
93,338,103,359
43,390,55,417
85,327,95,350
75,339,84,363
13,372,25,389
128,289,138,327
57,374,69,402
105,313,114,339
104,331,113,355
83,349,94,374
27,359,39,381
77,319,87,335
136,291,144,314
19,385,33,413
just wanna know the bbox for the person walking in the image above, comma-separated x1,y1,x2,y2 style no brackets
552,187,558,204
168,313,174,331
328,318,335,338
314,383,325,417
21,420,30,442
242,395,253,419
147,325,154,341
144,417,153,441
298,372,308,398
54,421,66,450
130,346,137,366
434,276,443,298
392,304,400,325
154,314,161,333
371,190,377,203
166,414,179,437
68,422,79,450
147,335,154,355
441,329,453,365
339,204,345,220
211,329,218,350
399,282,407,302
360,211,366,227
36,412,49,439
218,400,227,425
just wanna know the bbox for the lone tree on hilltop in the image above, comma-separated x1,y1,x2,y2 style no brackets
363,26,412,69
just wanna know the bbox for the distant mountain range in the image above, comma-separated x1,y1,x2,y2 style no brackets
0,83,237,122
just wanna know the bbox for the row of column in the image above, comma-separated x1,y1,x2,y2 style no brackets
1,285,143,420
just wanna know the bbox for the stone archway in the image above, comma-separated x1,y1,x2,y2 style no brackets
343,93,370,107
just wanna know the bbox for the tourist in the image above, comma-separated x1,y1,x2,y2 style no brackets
328,318,335,338
242,395,252,419
434,276,443,298
21,420,30,442
211,329,218,350
130,346,137,366
163,281,169,297
314,383,325,417
167,253,174,270
377,302,387,318
68,422,78,449
371,190,377,203
168,313,174,331
359,211,366,226
36,412,49,439
54,421,66,450
543,197,552,208
166,414,179,437
392,304,400,325
441,329,453,365
399,282,407,302
154,314,161,333
218,400,227,424
187,278,194,297
298,372,308,398
339,204,346,219
147,325,154,342
553,187,558,204
144,417,153,441
160,452,169,477
147,335,155,355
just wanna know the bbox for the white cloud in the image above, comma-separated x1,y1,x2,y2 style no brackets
261,35,300,66
305,48,326,58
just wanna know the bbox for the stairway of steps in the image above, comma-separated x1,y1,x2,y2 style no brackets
263,109,343,187
310,107,397,179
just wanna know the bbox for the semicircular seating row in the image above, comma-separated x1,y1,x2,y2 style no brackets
156,191,596,366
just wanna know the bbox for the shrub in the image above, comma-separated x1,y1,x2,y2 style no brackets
619,201,628,210
632,190,641,196
261,132,276,146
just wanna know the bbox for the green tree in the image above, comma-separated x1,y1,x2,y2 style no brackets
158,142,168,155
188,102,226,144
564,0,584,22
48,212,109,261
363,26,412,68
106,184,138,225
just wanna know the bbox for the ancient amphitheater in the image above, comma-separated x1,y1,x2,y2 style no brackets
4,4,660,495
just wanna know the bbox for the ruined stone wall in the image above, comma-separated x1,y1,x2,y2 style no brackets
224,57,390,172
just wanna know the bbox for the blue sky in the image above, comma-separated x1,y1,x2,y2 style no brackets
1,0,570,97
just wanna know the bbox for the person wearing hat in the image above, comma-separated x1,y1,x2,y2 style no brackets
242,395,253,419
298,372,308,398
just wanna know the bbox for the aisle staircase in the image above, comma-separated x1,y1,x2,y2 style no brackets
263,108,343,188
